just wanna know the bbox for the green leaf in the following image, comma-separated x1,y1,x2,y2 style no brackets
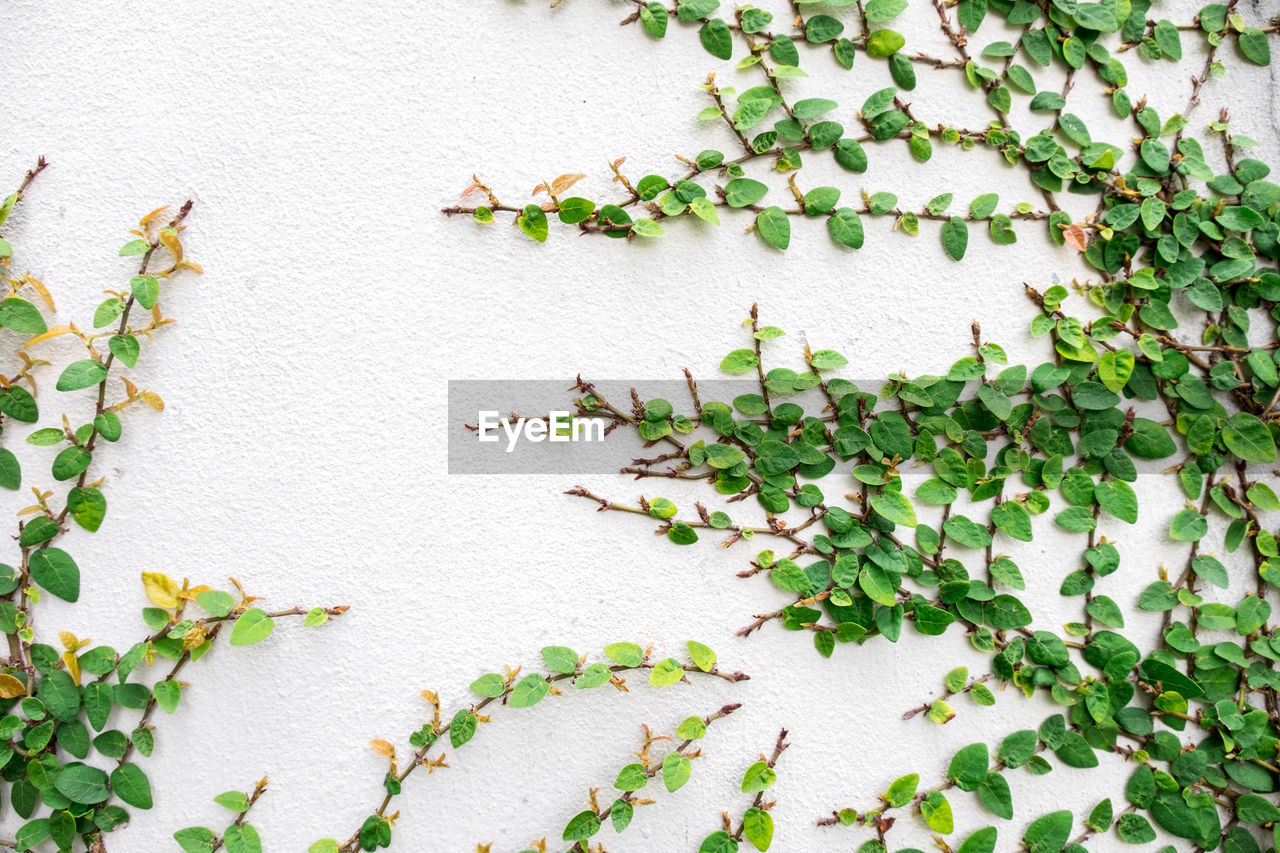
1238,27,1271,65
690,196,720,224
109,334,140,368
56,360,108,392
871,490,916,527
698,830,739,853
517,205,548,243
1169,508,1208,542
755,206,791,250
132,275,160,309
1236,793,1280,823
1055,731,1099,768
865,0,907,20
174,827,218,853
811,349,847,370
699,18,733,59
1222,412,1276,462
741,760,776,792
604,642,644,667
28,548,79,602
969,193,999,219
153,679,181,714
540,645,579,674
197,590,236,618
827,208,864,248
508,673,550,708
215,791,251,812
725,179,769,208
947,742,989,791
942,216,969,260
957,826,998,853
562,810,601,843
793,98,838,119
222,824,262,853
866,29,906,56
51,446,92,481
0,448,20,491
630,218,665,237
662,752,692,792
1115,813,1156,843
1153,19,1182,59
742,807,773,851
885,773,918,807
675,715,707,740
1024,810,1072,853
54,764,109,804
687,640,716,672
229,608,275,646
94,297,125,329
0,298,46,335
978,773,1012,819
650,657,686,686
0,386,38,422
1094,479,1138,523
66,487,107,532
921,790,954,833
610,799,634,834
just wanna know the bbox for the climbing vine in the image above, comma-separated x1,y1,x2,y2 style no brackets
0,161,344,852
446,0,1276,261
432,0,1280,850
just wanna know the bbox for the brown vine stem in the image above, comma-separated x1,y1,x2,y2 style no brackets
0,158,48,668
8,202,196,693
901,673,993,720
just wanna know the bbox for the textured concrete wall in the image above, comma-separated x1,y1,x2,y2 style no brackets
5,0,1279,850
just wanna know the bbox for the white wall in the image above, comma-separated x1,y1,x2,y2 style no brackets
5,0,1279,850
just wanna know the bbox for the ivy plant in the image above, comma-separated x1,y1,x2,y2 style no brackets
500,294,1280,850
447,0,1277,265
449,0,1280,849
0,161,344,853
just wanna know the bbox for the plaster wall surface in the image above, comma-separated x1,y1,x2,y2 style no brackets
5,0,1280,850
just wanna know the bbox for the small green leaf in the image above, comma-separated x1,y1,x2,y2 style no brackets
229,608,275,646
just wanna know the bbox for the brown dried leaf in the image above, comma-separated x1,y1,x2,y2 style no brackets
551,173,586,195
1062,223,1089,252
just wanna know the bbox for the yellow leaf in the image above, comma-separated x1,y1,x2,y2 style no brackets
182,626,207,650
369,739,396,758
0,673,25,698
140,391,164,411
58,631,79,652
62,651,81,685
25,324,72,348
24,276,55,312
139,205,170,228
159,230,183,263
141,571,181,609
